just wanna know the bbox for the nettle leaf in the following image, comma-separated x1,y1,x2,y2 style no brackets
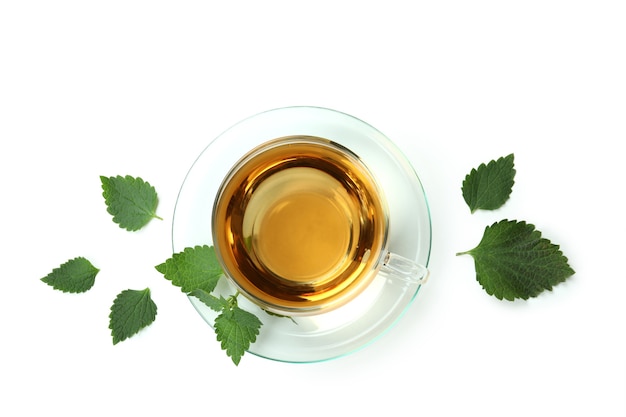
41,257,100,293
109,288,158,345
100,175,162,231
215,305,263,366
462,154,515,213
457,219,575,301
188,289,229,312
155,246,264,364
155,245,223,293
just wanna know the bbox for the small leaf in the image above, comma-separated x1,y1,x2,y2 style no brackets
189,289,229,312
109,288,158,345
100,175,162,231
215,305,263,365
155,245,223,293
462,154,515,213
41,257,99,293
457,219,575,301
263,309,298,325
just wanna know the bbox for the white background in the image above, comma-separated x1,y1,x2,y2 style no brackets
1,1,625,416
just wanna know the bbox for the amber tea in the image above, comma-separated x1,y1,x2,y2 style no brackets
213,136,388,315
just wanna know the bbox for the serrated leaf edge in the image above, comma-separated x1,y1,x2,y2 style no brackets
109,288,158,345
40,256,100,294
154,245,223,294
100,175,162,232
457,219,575,301
214,306,263,366
462,153,516,213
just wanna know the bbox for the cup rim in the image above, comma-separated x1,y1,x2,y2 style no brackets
211,134,391,316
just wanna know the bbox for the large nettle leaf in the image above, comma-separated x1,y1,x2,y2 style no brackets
457,219,575,301
155,245,223,293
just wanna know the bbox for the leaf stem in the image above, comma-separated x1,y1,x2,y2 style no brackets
226,291,240,309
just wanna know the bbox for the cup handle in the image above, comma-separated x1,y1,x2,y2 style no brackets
381,252,429,285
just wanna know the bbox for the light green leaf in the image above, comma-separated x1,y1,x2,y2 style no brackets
462,154,515,213
189,289,229,312
215,305,263,366
457,219,575,301
109,288,158,345
100,175,162,231
41,257,99,293
155,245,223,293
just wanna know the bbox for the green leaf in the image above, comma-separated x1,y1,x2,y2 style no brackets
41,257,99,293
462,154,515,213
155,245,223,293
215,305,263,365
189,289,229,312
109,288,158,345
263,309,298,325
158,247,264,364
457,219,575,301
100,175,162,231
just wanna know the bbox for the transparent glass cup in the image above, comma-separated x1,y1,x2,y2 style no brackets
172,106,432,362
213,135,428,316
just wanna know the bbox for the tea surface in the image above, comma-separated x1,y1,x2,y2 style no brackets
246,167,356,281
213,137,387,314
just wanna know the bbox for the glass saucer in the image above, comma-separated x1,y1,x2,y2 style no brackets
172,106,432,363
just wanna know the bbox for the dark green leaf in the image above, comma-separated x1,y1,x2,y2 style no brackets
109,288,158,345
155,245,223,293
100,175,162,231
215,305,263,365
41,257,99,293
462,154,515,213
457,219,575,300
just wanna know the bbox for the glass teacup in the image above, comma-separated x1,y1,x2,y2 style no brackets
173,106,431,362
213,135,428,316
